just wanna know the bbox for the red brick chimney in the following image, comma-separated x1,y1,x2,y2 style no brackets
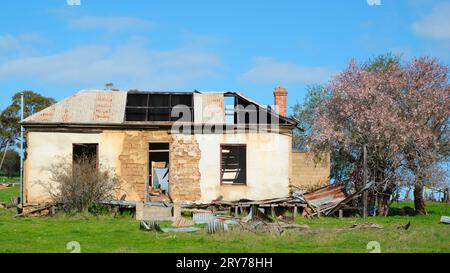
273,86,288,117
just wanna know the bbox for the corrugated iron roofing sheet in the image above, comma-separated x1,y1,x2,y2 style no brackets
22,89,298,126
23,90,127,124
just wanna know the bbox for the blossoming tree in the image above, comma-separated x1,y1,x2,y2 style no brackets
309,55,449,215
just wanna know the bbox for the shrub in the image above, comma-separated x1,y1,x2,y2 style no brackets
88,203,112,215
43,155,121,213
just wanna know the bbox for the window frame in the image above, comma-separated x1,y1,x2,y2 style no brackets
220,144,247,186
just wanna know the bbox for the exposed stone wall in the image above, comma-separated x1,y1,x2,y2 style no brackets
291,152,330,192
170,135,201,202
119,130,171,201
118,130,201,202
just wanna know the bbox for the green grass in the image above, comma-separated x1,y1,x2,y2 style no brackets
0,185,19,203
0,186,449,253
0,176,19,184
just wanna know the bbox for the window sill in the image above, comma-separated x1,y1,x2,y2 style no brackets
220,183,247,186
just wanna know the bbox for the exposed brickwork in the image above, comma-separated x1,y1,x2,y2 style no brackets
169,135,201,202
274,86,288,117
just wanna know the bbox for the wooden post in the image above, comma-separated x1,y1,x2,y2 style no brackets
339,209,343,219
446,188,449,214
363,144,368,218
146,161,155,203
0,139,10,171
271,205,275,218
373,193,378,216
234,206,239,216
293,206,298,219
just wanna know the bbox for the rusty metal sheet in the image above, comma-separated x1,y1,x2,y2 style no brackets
304,184,347,205
23,90,127,124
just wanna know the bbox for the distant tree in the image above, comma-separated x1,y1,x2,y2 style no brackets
0,150,19,177
0,91,56,150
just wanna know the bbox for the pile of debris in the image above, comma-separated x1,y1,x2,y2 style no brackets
303,182,374,217
183,182,374,219
139,182,376,234
235,205,310,235
15,203,57,217
140,205,310,235
140,220,201,233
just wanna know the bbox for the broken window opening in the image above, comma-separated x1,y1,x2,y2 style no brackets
221,144,246,185
224,95,235,124
223,93,291,126
72,143,98,167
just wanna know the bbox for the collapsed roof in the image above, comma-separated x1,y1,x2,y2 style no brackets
22,89,298,128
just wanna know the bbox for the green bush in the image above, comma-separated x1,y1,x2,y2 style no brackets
88,203,111,215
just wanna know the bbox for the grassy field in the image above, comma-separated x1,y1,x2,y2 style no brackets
0,186,449,253
0,176,19,184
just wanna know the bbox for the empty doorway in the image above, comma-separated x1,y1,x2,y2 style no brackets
147,142,170,202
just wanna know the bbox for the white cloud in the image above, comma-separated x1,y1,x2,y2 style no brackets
66,0,81,6
0,33,44,50
241,57,335,85
0,41,221,88
412,2,450,40
367,0,381,6
0,33,46,62
70,15,152,31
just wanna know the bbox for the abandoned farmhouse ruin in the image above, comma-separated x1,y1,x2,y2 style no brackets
21,87,330,205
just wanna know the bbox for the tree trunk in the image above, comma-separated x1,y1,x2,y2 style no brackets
404,186,411,201
377,194,390,216
414,184,426,215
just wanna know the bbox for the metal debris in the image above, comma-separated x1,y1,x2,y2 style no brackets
140,220,200,233
140,220,162,232
206,221,228,234
440,216,450,224
185,182,374,219
304,182,375,217
172,217,194,227
161,227,201,233
193,212,216,224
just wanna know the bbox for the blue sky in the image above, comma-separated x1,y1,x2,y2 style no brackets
1,0,450,113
